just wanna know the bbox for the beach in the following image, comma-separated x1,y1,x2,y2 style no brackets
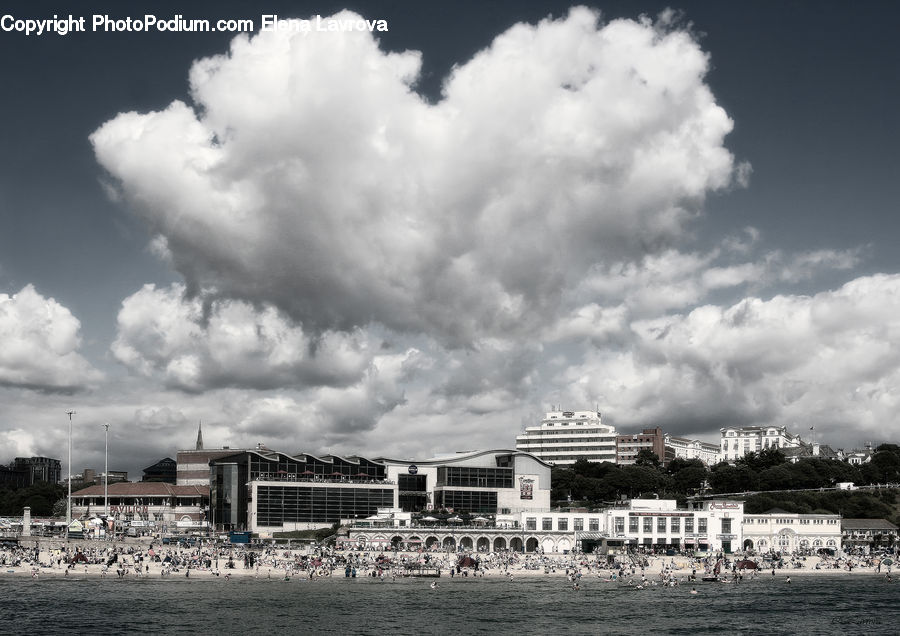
1,537,894,582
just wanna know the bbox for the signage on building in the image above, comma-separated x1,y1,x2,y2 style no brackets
408,465,418,475
562,411,574,417
709,502,740,510
110,505,149,515
628,512,694,517
519,477,534,500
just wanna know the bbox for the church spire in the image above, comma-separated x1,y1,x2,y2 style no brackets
196,420,203,450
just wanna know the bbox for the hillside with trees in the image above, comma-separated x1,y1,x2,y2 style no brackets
550,444,900,525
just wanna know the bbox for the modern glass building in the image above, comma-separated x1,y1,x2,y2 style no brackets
210,450,391,531
210,448,552,532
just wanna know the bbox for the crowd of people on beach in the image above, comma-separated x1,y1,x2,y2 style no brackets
0,538,895,584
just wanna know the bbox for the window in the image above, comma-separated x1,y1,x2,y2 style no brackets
526,517,536,531
643,517,652,533
721,518,732,534
436,466,513,489
434,490,498,513
574,518,584,532
629,517,639,533
657,517,667,533
542,518,553,531
698,518,707,533
558,518,568,531
589,518,599,532
614,517,624,534
671,518,680,533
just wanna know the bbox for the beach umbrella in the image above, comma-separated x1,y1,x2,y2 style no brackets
883,558,893,565
422,516,438,522
448,516,462,522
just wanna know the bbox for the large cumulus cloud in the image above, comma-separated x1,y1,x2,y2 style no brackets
556,273,900,444
91,7,739,347
0,284,101,391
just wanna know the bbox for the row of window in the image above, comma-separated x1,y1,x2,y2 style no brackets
520,516,727,534
436,467,513,489
433,490,498,513
745,517,839,525
256,486,393,526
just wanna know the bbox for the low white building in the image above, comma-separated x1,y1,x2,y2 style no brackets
348,498,748,555
742,510,841,554
602,499,744,554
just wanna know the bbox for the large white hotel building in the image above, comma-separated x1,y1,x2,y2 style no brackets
515,410,617,466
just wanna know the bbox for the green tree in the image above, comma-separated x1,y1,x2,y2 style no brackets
634,449,661,469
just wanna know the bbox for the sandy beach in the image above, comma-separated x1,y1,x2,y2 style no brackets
1,537,894,582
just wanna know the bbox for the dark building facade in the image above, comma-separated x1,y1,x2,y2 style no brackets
209,450,390,531
12,457,62,485
143,457,177,483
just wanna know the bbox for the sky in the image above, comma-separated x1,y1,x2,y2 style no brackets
2,1,900,480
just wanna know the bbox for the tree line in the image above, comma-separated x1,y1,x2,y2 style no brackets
0,481,65,516
550,444,900,523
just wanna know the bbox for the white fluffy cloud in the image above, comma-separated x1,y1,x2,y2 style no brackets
92,7,739,347
0,284,101,391
557,273,900,444
112,283,371,391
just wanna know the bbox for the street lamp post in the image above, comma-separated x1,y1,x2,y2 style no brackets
66,410,75,539
103,423,110,517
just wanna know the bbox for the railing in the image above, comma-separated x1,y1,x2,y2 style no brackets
253,476,395,485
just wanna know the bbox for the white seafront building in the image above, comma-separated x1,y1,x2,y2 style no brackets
742,510,842,554
349,498,747,555
515,410,617,466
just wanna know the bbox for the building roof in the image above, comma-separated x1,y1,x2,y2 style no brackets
841,518,899,531
72,482,208,497
377,449,553,469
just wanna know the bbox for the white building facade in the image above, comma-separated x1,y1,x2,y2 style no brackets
348,498,748,554
380,450,552,516
742,511,842,554
515,410,617,466
664,435,721,466
719,426,803,462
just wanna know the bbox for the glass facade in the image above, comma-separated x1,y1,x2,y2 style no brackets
398,473,428,512
210,461,247,530
436,466,513,489
434,489,498,513
257,485,393,526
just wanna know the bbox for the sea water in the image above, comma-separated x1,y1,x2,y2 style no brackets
0,574,896,634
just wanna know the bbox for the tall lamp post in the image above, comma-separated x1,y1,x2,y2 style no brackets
102,423,110,518
66,410,76,539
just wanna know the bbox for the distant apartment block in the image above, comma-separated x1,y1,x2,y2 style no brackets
515,410,617,466
664,434,720,466
616,428,667,465
12,456,62,485
719,426,803,462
